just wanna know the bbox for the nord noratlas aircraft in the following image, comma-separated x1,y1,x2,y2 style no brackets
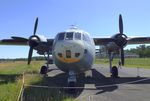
0,14,150,88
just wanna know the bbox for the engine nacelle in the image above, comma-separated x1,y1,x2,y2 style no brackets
111,33,127,48
106,42,120,53
36,34,47,42
28,34,47,48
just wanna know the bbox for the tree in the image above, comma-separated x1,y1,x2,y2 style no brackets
125,45,150,58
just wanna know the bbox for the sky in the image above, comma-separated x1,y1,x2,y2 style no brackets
0,0,150,58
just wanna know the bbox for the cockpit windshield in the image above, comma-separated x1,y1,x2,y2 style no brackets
58,32,65,40
57,32,82,41
83,34,91,42
65,32,73,40
75,32,81,40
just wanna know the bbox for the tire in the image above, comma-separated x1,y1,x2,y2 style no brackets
40,66,48,74
68,82,76,94
111,66,118,78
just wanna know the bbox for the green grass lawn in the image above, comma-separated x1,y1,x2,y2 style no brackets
0,61,76,101
95,58,150,69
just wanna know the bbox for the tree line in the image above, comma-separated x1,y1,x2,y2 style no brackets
0,56,45,61
125,45,150,58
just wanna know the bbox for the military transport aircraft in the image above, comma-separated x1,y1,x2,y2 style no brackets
0,14,150,88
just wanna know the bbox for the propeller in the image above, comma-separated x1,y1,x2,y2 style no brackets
28,17,39,65
119,14,125,66
119,14,123,34
33,17,38,35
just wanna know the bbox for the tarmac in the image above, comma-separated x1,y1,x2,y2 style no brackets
45,64,150,101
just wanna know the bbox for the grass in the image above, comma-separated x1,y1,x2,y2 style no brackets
0,61,44,74
95,58,150,69
0,61,76,101
0,74,22,101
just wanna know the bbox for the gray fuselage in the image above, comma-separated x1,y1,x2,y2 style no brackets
52,28,95,73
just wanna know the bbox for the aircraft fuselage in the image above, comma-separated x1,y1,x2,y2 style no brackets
52,27,95,73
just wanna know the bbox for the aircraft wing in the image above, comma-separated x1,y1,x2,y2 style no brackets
0,37,28,45
0,37,54,55
93,37,150,46
127,37,150,44
93,38,116,45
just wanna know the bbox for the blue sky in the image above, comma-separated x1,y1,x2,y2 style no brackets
0,0,150,58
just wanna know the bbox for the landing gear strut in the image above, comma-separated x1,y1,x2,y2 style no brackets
40,51,52,75
108,52,119,78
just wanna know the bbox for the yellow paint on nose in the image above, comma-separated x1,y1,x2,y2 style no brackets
57,57,80,63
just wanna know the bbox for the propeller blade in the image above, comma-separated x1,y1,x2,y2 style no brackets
119,14,123,34
27,17,39,65
33,17,38,35
120,47,124,66
28,47,33,65
11,36,28,41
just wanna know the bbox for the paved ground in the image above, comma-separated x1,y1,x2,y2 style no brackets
46,64,150,101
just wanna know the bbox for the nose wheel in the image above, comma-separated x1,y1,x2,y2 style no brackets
68,81,76,93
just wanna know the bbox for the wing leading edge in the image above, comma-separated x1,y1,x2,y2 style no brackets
0,38,28,45
0,37,54,54
93,37,150,46
93,38,116,45
127,37,150,44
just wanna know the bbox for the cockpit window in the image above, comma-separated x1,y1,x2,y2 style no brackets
75,32,81,40
65,32,73,40
58,33,65,40
57,32,82,41
83,34,91,42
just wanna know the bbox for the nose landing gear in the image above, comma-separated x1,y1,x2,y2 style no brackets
67,70,77,93
68,81,76,93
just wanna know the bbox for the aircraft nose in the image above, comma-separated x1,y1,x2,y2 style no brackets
54,41,84,63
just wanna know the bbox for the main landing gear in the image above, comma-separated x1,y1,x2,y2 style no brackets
40,65,48,74
40,51,53,75
40,59,53,75
111,66,118,78
108,52,119,78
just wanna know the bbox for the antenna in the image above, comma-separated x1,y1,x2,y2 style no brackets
70,25,78,29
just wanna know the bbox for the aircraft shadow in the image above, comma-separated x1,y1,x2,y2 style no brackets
23,68,150,100
91,69,150,95
23,69,117,98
